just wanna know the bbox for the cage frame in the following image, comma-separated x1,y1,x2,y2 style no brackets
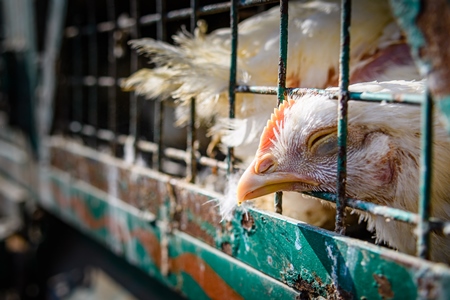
2,0,450,299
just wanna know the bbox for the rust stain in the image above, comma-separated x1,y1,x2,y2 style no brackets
221,242,233,256
131,228,162,269
50,146,244,299
181,221,216,247
293,277,323,299
52,185,242,300
170,253,243,300
71,198,107,230
174,186,221,225
417,277,438,300
293,275,352,300
240,213,254,231
373,274,394,300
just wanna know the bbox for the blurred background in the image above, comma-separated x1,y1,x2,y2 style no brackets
0,0,275,299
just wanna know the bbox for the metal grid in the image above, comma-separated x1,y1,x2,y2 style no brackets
53,0,450,262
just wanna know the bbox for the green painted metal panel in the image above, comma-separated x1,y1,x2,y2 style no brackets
43,139,450,299
45,167,301,299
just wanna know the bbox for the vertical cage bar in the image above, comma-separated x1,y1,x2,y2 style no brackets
335,0,351,235
130,0,141,161
72,17,83,131
154,0,167,172
274,0,289,215
417,90,433,259
87,1,98,147
154,100,164,171
227,0,239,175
187,98,197,182
187,0,199,183
107,0,117,155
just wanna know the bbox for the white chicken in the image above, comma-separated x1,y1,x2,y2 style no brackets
236,79,450,263
122,0,422,228
123,0,419,154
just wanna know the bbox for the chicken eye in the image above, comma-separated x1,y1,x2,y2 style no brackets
308,129,338,156
314,134,338,156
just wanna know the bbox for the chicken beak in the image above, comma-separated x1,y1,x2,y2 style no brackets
236,156,319,204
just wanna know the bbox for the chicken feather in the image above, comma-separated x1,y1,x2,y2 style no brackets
237,79,450,263
123,0,423,230
123,0,420,132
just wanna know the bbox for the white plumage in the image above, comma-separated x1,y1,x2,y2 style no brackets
122,0,422,228
237,79,450,263
123,0,419,146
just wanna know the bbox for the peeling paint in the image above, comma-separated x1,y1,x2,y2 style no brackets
295,229,302,251
373,274,394,299
47,140,450,299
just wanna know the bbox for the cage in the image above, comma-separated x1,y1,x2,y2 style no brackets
1,0,450,299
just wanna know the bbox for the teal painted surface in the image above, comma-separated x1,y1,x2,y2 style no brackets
170,231,301,300
228,208,450,299
45,143,450,299
46,168,301,299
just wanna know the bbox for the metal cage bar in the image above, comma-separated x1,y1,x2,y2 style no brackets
335,0,351,235
130,0,141,162
57,0,447,260
70,16,83,134
417,90,433,259
227,0,239,175
186,0,199,183
86,1,98,148
274,0,289,215
154,0,168,172
107,0,118,156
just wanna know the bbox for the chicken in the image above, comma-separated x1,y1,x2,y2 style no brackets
123,0,420,157
236,80,450,263
122,0,422,228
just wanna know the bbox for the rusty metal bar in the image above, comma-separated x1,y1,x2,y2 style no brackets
308,191,417,224
154,0,167,172
186,0,199,183
71,15,83,133
37,0,67,140
187,98,197,183
130,0,141,161
63,1,280,40
140,1,279,26
107,0,117,156
417,90,433,259
154,100,164,171
335,0,351,235
274,0,289,215
306,191,450,235
227,0,238,175
236,85,424,104
87,1,98,148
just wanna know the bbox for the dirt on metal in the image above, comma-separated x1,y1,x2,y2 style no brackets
373,274,394,299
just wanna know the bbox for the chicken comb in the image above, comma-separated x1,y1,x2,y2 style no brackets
259,99,296,152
